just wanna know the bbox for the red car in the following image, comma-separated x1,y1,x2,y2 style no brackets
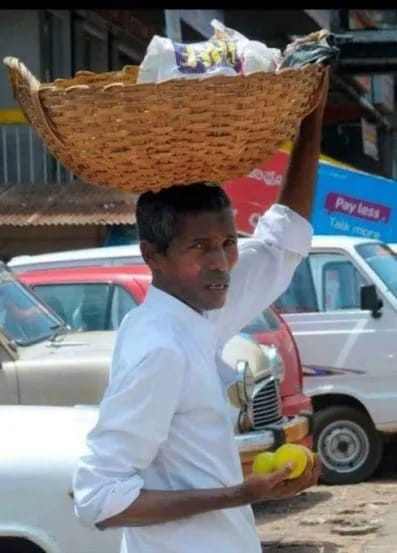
20,264,312,447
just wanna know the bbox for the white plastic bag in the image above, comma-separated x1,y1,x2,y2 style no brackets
137,19,282,84
242,40,282,75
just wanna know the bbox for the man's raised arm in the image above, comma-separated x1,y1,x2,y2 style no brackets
213,70,329,343
278,69,329,219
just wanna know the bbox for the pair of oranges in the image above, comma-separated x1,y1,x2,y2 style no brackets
252,443,315,479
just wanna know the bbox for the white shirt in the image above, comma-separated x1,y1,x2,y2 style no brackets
73,203,312,553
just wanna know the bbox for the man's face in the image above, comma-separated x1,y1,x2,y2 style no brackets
143,208,238,312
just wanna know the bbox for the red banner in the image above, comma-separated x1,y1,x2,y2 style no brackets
223,150,290,234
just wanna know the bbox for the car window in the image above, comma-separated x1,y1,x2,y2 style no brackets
241,308,281,334
110,285,139,329
0,266,62,345
33,283,112,331
309,253,369,311
273,258,319,314
356,242,397,298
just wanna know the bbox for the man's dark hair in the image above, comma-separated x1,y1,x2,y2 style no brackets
136,181,231,253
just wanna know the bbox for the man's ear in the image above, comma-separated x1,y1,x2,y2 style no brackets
140,240,164,270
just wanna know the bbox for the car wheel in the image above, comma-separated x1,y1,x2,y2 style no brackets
313,405,383,485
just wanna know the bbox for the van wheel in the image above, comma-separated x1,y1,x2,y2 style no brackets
0,538,45,553
313,406,383,485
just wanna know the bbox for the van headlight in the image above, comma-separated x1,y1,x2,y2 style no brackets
259,344,285,382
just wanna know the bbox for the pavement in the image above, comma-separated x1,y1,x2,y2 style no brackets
254,472,397,553
362,501,397,552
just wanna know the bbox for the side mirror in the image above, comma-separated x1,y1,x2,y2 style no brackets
360,284,383,319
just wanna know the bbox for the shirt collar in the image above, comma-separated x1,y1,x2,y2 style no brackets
144,284,216,349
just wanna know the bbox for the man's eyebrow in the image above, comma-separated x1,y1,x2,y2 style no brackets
189,237,209,242
189,234,237,242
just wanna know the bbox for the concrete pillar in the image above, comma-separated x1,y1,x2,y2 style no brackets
164,10,182,41
179,10,224,38
304,10,331,30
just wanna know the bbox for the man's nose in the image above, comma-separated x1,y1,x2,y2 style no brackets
207,247,229,271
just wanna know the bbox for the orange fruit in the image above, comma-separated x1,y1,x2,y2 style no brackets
252,451,276,474
274,444,308,479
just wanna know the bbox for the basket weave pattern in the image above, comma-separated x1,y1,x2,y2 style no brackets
4,57,326,194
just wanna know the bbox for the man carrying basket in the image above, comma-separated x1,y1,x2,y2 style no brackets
73,71,329,553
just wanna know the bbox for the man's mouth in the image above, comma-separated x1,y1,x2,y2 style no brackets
206,283,229,291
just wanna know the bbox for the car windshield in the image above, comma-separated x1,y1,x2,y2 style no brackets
355,242,397,298
0,265,64,345
241,308,280,334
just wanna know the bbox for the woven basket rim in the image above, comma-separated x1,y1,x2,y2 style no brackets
4,55,324,92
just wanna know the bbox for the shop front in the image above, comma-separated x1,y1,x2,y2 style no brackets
0,180,137,261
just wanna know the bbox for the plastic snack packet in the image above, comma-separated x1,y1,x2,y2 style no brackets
279,29,340,70
137,19,282,84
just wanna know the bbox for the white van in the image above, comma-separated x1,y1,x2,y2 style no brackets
8,234,397,485
274,235,397,485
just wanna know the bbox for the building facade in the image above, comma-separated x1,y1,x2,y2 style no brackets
1,9,396,259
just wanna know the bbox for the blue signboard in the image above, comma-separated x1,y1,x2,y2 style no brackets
311,162,397,243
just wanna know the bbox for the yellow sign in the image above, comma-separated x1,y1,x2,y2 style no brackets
0,109,27,124
280,140,357,170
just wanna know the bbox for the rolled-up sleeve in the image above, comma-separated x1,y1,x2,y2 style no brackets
72,342,186,527
215,203,313,343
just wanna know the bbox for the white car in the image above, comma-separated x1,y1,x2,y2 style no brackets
0,404,122,553
4,401,304,553
8,244,144,273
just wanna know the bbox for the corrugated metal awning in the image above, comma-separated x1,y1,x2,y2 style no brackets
0,181,137,226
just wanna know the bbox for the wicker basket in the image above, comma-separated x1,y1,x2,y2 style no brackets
4,56,327,194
